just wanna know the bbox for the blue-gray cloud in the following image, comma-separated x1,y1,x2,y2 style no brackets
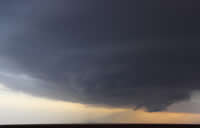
0,0,200,112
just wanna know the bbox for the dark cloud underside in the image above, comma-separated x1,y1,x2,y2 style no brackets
0,0,200,112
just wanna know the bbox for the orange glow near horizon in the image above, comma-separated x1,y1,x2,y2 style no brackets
0,83,200,124
110,109,200,124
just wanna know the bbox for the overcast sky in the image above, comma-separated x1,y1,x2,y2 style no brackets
1,0,200,124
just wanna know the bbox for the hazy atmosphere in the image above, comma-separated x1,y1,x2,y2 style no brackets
1,0,200,124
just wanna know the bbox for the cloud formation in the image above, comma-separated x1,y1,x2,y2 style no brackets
0,0,200,112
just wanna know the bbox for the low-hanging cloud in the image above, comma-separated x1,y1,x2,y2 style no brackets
0,0,200,112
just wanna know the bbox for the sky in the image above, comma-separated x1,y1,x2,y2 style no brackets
1,0,200,124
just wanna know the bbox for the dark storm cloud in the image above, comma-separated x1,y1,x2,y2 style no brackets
1,0,200,112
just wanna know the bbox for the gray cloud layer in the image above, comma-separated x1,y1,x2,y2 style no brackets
0,0,200,112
